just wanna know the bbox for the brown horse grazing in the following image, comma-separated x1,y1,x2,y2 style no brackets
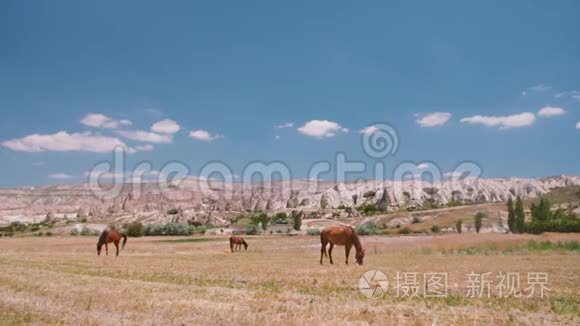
97,230,127,256
320,225,365,265
229,236,248,252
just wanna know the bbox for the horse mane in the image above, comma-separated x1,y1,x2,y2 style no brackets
98,230,109,246
350,227,363,251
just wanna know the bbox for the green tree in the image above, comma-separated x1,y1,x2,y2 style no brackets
272,212,288,224
398,227,411,235
474,211,486,233
507,197,516,233
123,221,144,237
167,208,179,215
355,222,383,235
291,211,302,231
531,198,551,222
250,213,270,231
245,224,259,235
515,196,525,233
430,224,441,233
9,222,26,233
455,219,463,234
306,228,321,236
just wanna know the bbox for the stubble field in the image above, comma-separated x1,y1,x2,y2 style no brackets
0,233,579,325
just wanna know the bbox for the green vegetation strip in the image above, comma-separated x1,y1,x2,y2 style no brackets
156,237,224,243
436,241,580,256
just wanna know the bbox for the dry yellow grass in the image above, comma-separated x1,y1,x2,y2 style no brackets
0,233,579,325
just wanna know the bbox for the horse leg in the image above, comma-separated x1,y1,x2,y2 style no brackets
114,240,119,256
345,243,352,265
230,241,234,253
320,239,328,265
329,243,334,265
105,243,109,256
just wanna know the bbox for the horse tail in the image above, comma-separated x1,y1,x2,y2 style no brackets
121,233,127,249
242,239,248,250
320,231,327,257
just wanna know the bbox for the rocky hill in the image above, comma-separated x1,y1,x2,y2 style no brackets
1,175,578,224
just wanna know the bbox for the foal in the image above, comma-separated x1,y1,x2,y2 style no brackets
320,225,365,265
229,236,248,252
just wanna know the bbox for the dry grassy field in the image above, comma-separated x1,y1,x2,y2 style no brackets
1,233,579,325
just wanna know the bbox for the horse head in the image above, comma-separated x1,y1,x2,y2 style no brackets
96,230,108,256
355,248,366,265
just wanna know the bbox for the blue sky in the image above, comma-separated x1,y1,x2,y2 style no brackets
0,1,578,187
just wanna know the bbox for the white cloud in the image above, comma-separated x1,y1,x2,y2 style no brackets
444,171,463,178
527,84,551,92
48,173,73,179
2,131,136,153
359,126,380,135
145,108,164,116
80,113,132,129
80,114,111,127
416,112,452,127
116,130,172,143
538,106,566,117
576,122,580,130
135,144,154,152
416,163,430,170
554,92,566,99
554,90,580,100
460,112,536,129
275,135,280,140
151,119,180,134
84,170,123,180
84,168,162,183
297,120,348,138
189,130,224,141
275,122,294,129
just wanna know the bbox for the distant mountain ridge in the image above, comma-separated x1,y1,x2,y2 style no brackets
1,175,579,224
